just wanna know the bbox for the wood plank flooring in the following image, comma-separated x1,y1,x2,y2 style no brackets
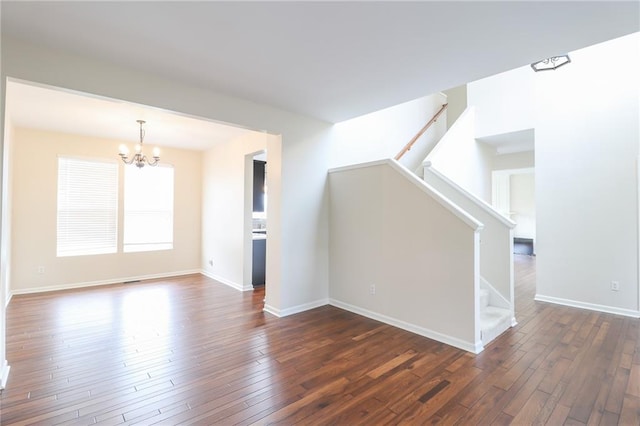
1,255,639,425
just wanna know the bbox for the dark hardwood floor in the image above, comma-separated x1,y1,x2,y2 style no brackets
1,255,639,425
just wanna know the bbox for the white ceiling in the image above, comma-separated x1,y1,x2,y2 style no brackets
477,129,535,154
2,1,638,146
6,81,253,150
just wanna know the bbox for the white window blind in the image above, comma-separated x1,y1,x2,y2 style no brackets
124,165,174,253
57,157,118,257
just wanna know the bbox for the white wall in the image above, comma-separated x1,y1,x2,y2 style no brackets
468,65,535,138
493,151,534,171
535,33,639,316
423,166,515,314
0,36,331,318
201,131,267,290
443,85,467,130
330,93,447,174
510,173,535,240
329,160,482,352
426,108,495,202
9,127,202,293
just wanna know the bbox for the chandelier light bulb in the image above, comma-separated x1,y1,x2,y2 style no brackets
118,120,160,168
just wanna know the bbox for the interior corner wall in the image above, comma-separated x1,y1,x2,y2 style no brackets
330,93,447,172
535,32,640,315
0,36,331,317
9,127,202,293
201,131,267,290
428,108,494,203
277,123,331,312
467,65,534,138
443,85,467,130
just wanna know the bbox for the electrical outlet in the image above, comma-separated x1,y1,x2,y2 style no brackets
208,259,213,266
611,281,620,291
37,266,45,274
369,284,376,295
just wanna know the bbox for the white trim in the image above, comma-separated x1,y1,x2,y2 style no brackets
535,294,640,319
330,159,484,231
200,270,252,292
328,159,389,174
5,292,12,308
494,167,535,176
473,232,482,349
387,160,484,231
263,298,329,317
10,269,201,296
263,303,280,317
329,298,484,354
0,360,10,389
637,155,640,312
425,166,516,228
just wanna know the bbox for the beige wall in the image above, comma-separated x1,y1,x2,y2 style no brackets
10,127,202,293
201,131,267,290
329,161,482,352
2,36,332,319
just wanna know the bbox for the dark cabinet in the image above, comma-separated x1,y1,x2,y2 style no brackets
253,160,266,212
252,237,266,287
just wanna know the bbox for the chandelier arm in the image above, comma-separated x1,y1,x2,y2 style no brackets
119,120,159,168
119,154,136,165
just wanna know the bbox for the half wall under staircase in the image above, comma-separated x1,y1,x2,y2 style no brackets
329,159,487,353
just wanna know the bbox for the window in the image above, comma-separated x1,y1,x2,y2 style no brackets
57,157,118,257
123,165,174,252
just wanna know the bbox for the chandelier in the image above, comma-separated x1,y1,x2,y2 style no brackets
531,54,571,72
118,120,160,168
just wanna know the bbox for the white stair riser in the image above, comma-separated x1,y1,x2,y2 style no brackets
479,289,490,309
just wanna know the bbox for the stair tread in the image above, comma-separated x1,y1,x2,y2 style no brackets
480,306,511,330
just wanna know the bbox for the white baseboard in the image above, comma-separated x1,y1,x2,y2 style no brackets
10,269,202,296
264,298,329,318
1,360,10,389
329,298,483,354
5,292,12,308
535,294,640,318
200,270,252,292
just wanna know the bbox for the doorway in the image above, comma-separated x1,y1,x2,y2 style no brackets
492,167,536,255
250,151,267,288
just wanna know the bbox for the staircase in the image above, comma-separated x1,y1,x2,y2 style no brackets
479,288,512,345
392,101,516,351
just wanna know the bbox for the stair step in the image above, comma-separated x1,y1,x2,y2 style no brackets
479,288,490,309
480,306,512,345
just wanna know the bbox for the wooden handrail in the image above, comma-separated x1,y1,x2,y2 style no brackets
395,103,448,161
